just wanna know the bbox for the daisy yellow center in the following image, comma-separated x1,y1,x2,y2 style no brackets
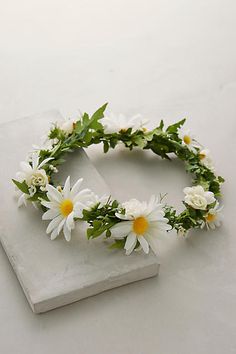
205,213,216,222
133,216,149,235
183,135,192,145
60,199,73,217
120,128,127,133
199,153,206,160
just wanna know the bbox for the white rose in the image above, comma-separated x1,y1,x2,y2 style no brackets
183,185,215,210
26,169,49,187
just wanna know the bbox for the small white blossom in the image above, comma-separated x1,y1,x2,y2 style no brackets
16,153,52,188
100,112,148,134
178,127,200,152
15,153,53,207
29,185,37,197
110,196,171,255
200,202,223,230
49,165,58,173
184,185,215,210
177,226,189,237
85,192,109,210
199,149,214,171
58,118,76,135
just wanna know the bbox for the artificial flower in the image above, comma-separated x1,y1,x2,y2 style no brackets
42,176,92,241
177,226,189,237
201,202,223,230
199,149,214,170
85,192,109,210
16,152,52,188
100,112,148,134
58,118,76,135
15,152,53,206
184,185,215,210
110,196,171,255
178,127,200,152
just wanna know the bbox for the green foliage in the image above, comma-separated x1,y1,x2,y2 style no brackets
12,179,29,194
13,103,225,237
82,198,121,239
166,118,186,134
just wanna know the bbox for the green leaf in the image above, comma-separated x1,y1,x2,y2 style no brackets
109,239,126,249
218,176,225,183
12,179,29,194
133,135,146,148
166,118,186,134
158,120,164,130
103,140,109,153
89,103,108,130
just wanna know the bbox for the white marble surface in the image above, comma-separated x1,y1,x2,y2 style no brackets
0,0,235,353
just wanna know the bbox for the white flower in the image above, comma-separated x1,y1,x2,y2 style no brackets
15,153,53,207
85,192,109,210
16,152,52,187
110,196,172,255
184,185,215,210
58,118,76,135
177,226,189,237
32,134,57,152
41,176,92,241
178,127,200,152
100,112,148,134
201,202,223,230
199,149,214,170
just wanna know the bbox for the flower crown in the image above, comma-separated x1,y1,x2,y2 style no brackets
13,104,224,256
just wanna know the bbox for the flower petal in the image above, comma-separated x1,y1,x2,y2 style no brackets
41,200,58,209
144,232,159,255
57,218,66,235
17,193,27,207
205,191,215,205
32,153,39,169
138,236,149,254
124,232,137,251
70,178,83,198
20,161,32,174
38,157,54,169
50,227,59,240
46,215,63,234
63,176,71,199
63,223,71,241
46,184,63,203
42,209,60,220
66,212,75,231
110,221,132,239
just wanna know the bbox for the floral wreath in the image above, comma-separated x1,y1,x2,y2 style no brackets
13,104,224,256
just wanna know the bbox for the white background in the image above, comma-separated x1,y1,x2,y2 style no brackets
0,1,236,353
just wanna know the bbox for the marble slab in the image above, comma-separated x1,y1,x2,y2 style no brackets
0,111,159,313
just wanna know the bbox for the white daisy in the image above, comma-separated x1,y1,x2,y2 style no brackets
201,202,223,230
184,185,215,210
85,192,109,210
42,176,92,241
178,127,200,152
100,112,148,134
110,196,172,255
199,149,214,171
